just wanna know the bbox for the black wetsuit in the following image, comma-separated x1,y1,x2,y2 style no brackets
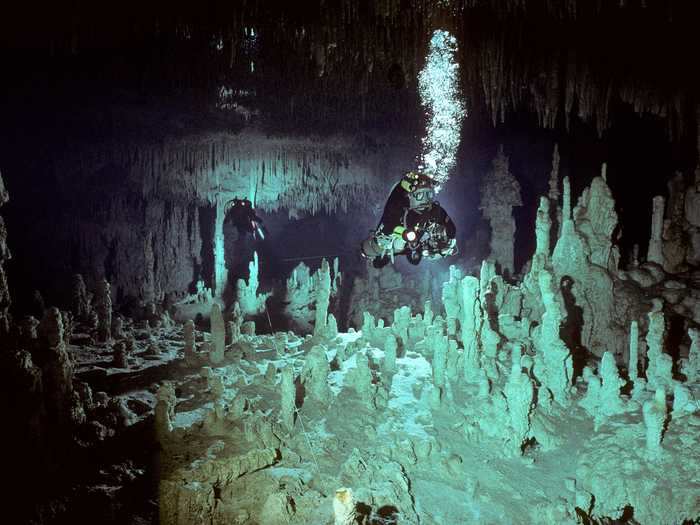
227,199,263,237
377,184,456,241
377,182,411,234
405,205,455,238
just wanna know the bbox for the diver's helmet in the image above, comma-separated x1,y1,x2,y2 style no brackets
402,171,436,210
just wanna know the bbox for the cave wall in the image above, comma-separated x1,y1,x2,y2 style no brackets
3,129,416,307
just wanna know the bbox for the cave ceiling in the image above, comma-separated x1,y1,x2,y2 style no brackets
3,0,697,137
1,1,698,215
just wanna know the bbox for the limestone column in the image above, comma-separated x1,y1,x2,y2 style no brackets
648,196,665,265
479,147,522,276
213,197,228,298
535,196,551,259
562,176,572,225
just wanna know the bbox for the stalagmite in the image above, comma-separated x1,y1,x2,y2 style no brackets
213,198,227,298
551,175,619,357
210,303,225,365
573,172,620,270
681,328,699,382
236,252,269,316
535,197,551,262
648,196,666,265
562,176,572,225
432,334,448,389
672,383,692,415
313,259,331,337
155,382,176,443
96,279,112,342
302,345,330,404
325,313,339,339
548,144,560,203
39,307,75,421
460,276,482,381
349,351,376,409
441,266,462,336
384,333,398,373
229,302,243,344
479,147,522,276
646,301,672,390
579,367,602,419
333,488,356,525
280,365,295,430
504,346,534,455
642,388,667,458
599,352,624,416
183,320,195,357
392,305,411,348
629,321,639,381
113,342,128,368
71,274,90,321
534,270,573,405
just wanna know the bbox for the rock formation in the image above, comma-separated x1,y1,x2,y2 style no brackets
479,147,522,276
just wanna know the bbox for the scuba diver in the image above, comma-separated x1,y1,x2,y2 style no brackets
225,198,266,240
361,171,457,268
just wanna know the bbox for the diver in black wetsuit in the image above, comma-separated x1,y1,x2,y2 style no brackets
225,198,266,240
360,171,457,268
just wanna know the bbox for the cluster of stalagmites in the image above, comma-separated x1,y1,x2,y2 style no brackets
154,151,700,524
284,257,342,333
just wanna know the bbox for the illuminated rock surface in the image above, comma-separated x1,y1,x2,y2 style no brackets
2,3,700,524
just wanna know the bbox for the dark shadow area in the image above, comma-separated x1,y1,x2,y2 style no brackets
559,276,586,381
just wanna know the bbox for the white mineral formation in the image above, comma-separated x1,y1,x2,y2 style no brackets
392,305,411,348
479,146,522,276
236,252,269,316
562,176,572,225
645,301,671,390
642,388,667,458
441,265,462,336
648,195,666,265
71,273,90,320
183,319,195,357
599,351,625,416
229,301,243,344
351,351,375,408
579,367,602,419
460,275,482,381
551,175,619,357
314,259,331,337
302,345,330,403
504,346,534,455
155,382,176,443
432,333,448,389
213,197,228,297
384,333,398,373
574,169,620,270
40,307,75,419
285,262,314,331
534,196,551,268
333,488,356,525
96,278,112,342
628,320,639,381
210,303,225,365
672,383,692,415
681,328,699,382
534,270,572,405
280,364,295,430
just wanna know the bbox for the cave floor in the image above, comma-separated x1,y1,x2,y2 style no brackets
65,325,700,525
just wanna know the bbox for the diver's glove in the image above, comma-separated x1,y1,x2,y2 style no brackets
423,238,457,259
441,238,458,256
